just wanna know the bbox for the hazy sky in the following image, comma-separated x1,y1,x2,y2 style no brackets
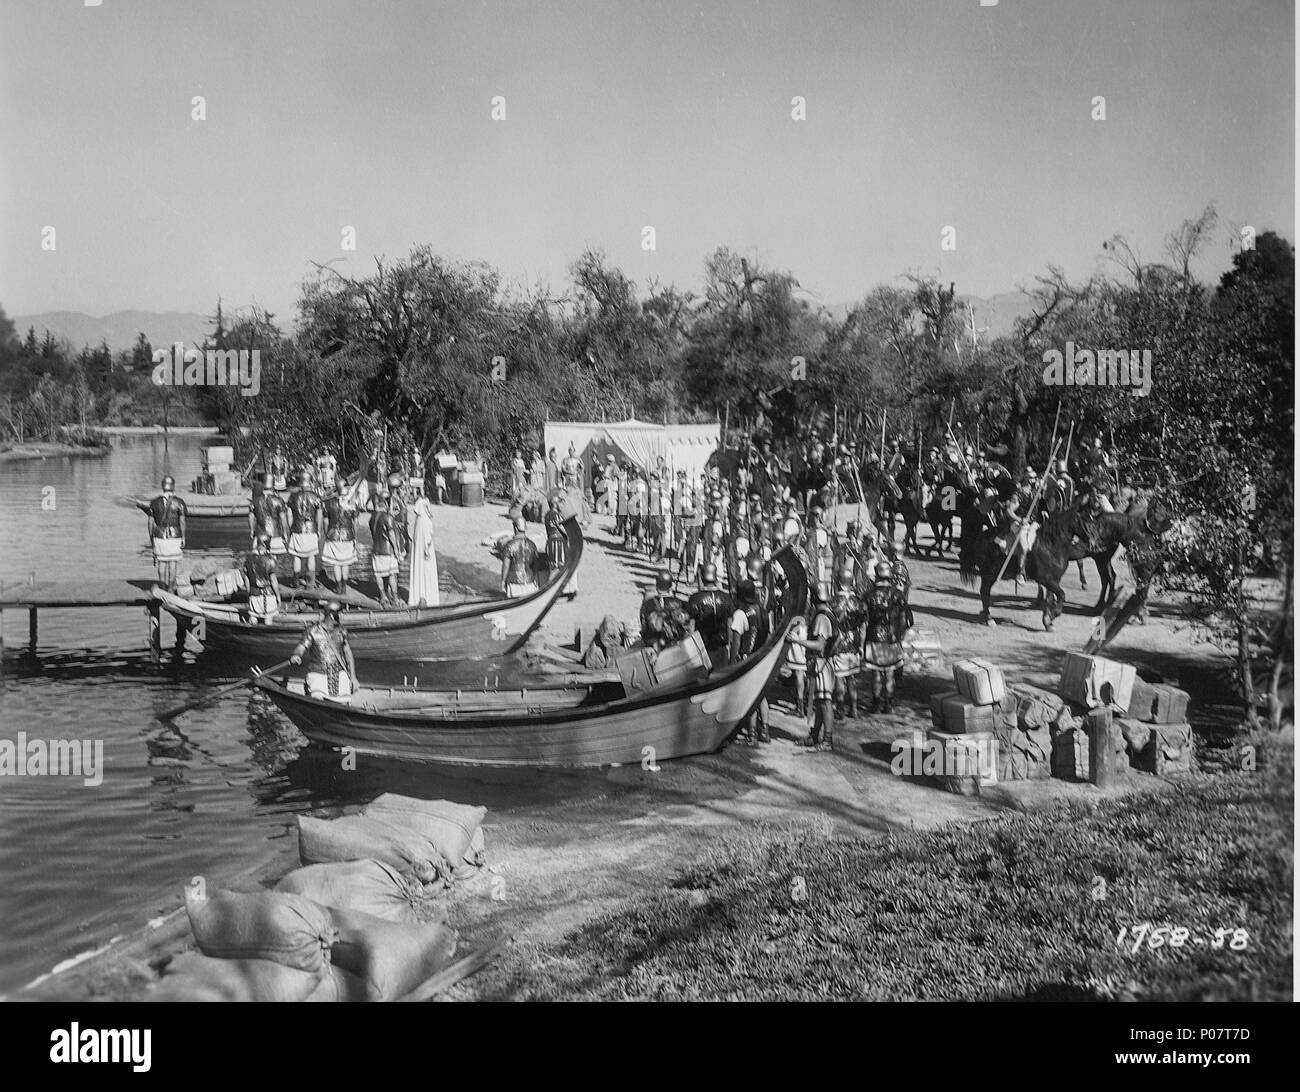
1,0,1293,323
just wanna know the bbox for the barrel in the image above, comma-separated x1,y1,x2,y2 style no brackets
459,469,485,507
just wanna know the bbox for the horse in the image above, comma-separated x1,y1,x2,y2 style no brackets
958,514,1028,626
960,500,1172,630
1035,501,1173,621
896,467,927,556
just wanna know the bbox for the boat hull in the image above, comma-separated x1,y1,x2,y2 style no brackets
153,517,582,663
256,633,787,767
252,542,809,768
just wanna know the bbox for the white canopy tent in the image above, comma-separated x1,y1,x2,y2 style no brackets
543,418,720,485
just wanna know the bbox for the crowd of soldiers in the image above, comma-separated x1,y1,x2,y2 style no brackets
578,438,917,752
583,425,1124,750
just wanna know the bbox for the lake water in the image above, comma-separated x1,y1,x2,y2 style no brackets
0,433,606,991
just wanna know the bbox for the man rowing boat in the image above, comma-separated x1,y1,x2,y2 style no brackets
290,601,356,703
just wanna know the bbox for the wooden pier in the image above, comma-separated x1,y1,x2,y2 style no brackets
0,577,164,673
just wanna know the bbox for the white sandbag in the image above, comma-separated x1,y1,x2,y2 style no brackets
304,964,369,1003
328,906,458,1002
150,952,326,1002
185,889,338,973
362,794,487,867
296,814,451,885
276,859,446,924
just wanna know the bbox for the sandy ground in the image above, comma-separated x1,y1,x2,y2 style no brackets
28,495,1224,1000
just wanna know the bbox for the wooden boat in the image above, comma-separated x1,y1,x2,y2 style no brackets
129,490,251,518
151,517,583,663
251,543,809,768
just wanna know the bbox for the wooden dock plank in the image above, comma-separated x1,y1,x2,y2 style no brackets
0,578,157,608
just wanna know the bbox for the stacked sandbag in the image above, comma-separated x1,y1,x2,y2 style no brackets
276,859,448,924
151,952,328,1003
326,907,459,1002
150,889,339,1003
1116,678,1195,775
297,813,455,886
360,794,488,882
186,889,338,971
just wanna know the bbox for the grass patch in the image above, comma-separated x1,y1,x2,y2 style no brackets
472,766,1293,1001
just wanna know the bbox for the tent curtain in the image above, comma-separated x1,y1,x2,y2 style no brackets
544,419,719,483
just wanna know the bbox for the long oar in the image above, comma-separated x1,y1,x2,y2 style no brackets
156,660,292,722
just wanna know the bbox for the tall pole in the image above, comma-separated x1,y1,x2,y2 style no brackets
994,437,1062,584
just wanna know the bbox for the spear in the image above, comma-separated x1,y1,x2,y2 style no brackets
994,436,1062,584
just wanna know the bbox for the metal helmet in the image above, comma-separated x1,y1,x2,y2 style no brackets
701,563,719,586
809,580,828,603
655,570,674,593
325,600,343,618
161,475,175,492
874,561,893,581
746,556,765,580
837,563,855,587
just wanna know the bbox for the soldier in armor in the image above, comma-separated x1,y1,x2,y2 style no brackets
862,561,908,713
645,472,669,562
249,470,285,550
146,475,187,590
287,468,324,590
1042,458,1075,515
369,491,403,606
830,563,865,719
626,468,647,551
321,472,358,596
543,495,576,597
500,516,540,598
728,578,771,743
641,569,688,650
290,601,356,703
244,533,281,623
787,580,838,751
614,461,630,540
687,564,734,654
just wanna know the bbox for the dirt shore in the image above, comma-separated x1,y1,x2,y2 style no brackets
24,496,1236,1001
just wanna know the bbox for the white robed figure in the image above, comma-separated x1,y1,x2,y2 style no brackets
406,491,441,607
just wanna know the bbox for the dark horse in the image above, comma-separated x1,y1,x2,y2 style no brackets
896,465,927,556
1025,501,1173,629
960,500,1172,629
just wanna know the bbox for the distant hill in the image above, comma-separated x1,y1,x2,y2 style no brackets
11,311,210,353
